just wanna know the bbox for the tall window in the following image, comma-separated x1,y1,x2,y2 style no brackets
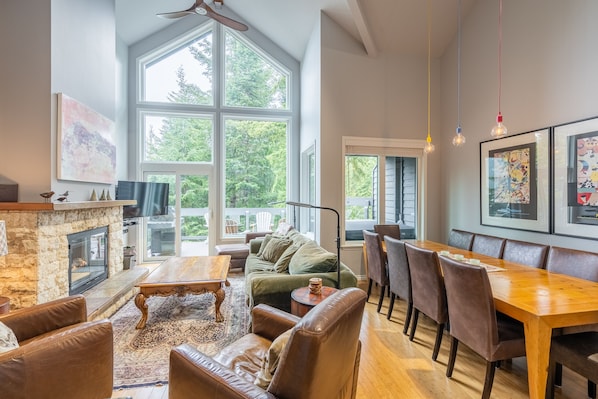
134,22,294,261
343,137,426,243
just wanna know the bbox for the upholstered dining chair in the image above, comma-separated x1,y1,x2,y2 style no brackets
545,246,598,392
501,239,549,268
384,236,413,334
471,233,506,258
169,287,367,399
439,256,526,399
404,242,448,361
374,224,401,240
363,230,389,313
447,229,474,251
546,331,598,399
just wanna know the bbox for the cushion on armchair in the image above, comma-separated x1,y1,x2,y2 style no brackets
288,241,337,274
0,321,18,353
254,328,293,388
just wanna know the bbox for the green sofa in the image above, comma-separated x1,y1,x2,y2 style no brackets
245,229,358,312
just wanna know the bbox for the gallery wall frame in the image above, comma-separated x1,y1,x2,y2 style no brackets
57,93,116,184
480,128,551,233
553,116,598,239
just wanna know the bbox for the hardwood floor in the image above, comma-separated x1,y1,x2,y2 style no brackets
112,284,588,399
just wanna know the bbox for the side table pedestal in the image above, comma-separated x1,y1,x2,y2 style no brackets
290,286,338,317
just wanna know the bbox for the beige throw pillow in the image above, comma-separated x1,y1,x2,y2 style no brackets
259,237,293,263
256,234,273,257
0,321,19,354
254,329,293,389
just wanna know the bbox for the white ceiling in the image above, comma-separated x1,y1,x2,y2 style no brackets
116,0,478,61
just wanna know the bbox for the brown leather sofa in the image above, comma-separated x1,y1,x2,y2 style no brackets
0,295,114,399
169,287,367,399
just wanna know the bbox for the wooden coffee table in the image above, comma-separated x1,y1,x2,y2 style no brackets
134,255,231,329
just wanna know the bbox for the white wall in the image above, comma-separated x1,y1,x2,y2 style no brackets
440,0,598,251
317,13,442,275
0,2,52,201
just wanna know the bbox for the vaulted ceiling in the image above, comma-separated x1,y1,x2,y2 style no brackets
116,0,478,61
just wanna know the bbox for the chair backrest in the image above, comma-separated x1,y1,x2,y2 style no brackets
225,219,239,234
385,236,411,300
404,243,447,324
255,212,272,232
546,246,598,282
374,224,401,240
363,230,388,286
471,234,506,258
269,287,367,399
447,229,474,251
502,239,549,268
439,256,499,359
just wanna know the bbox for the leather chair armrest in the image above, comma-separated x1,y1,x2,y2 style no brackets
251,304,300,341
245,231,272,244
169,344,276,399
0,319,113,399
0,295,87,342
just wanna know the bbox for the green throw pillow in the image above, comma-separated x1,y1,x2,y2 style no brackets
288,241,337,274
259,237,293,263
254,329,293,389
256,235,273,257
273,243,300,273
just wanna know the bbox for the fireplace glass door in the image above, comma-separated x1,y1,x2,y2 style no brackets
68,226,108,295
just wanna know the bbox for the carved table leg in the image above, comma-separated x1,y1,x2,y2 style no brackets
214,287,226,322
135,292,148,329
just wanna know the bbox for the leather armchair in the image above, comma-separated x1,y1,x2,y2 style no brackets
169,287,367,399
0,295,113,399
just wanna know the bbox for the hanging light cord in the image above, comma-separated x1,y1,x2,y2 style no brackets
497,0,503,116
456,0,462,129
427,0,431,142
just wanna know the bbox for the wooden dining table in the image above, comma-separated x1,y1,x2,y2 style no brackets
394,240,598,399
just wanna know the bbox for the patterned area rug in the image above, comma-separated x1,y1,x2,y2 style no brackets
110,272,249,389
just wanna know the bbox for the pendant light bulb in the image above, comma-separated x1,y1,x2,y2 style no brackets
491,112,508,138
452,125,466,146
424,134,435,154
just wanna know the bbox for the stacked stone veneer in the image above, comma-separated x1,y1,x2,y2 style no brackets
0,206,124,309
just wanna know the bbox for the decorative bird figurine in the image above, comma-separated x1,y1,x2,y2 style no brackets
39,191,55,203
56,190,70,202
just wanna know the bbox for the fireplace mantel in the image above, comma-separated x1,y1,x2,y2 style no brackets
0,200,136,211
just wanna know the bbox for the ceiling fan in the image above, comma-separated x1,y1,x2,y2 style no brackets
157,0,248,31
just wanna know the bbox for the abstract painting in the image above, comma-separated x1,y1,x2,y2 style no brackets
480,129,550,233
57,93,116,184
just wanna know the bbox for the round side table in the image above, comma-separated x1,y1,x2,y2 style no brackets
0,296,10,314
290,286,338,317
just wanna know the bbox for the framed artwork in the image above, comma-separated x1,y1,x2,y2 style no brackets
553,117,598,239
57,93,116,184
480,129,550,232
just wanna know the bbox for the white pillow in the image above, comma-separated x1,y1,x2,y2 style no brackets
0,321,19,353
254,329,292,389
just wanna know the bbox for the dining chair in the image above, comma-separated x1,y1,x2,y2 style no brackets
374,224,401,240
501,239,548,268
546,331,598,399
447,229,474,251
471,233,506,258
439,256,526,399
384,236,412,334
363,230,389,313
545,245,598,391
404,243,448,361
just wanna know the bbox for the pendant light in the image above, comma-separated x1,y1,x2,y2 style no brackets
452,0,466,147
423,0,435,154
491,0,507,138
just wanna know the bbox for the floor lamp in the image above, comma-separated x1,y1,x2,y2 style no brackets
286,201,341,289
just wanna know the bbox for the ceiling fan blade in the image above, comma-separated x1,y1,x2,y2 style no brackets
156,10,195,20
202,4,249,31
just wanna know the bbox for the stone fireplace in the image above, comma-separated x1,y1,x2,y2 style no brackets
0,200,134,309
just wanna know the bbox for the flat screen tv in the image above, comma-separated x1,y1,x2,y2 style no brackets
116,180,169,219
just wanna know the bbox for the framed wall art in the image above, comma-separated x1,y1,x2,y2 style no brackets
553,117,598,239
480,129,550,233
57,93,116,184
